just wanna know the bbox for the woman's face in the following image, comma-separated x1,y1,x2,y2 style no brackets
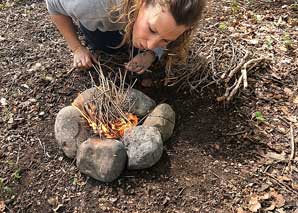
132,2,187,50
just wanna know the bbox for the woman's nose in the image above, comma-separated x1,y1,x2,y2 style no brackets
146,37,161,50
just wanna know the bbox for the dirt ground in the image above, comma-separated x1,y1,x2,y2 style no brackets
0,0,298,212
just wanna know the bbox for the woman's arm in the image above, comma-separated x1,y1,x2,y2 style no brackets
50,14,83,52
50,14,97,68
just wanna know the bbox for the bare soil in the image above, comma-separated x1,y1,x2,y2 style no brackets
0,0,297,212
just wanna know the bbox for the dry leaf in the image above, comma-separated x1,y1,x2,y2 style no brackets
264,203,276,211
270,191,285,208
277,175,291,182
293,96,298,104
287,115,297,123
292,183,298,190
0,200,5,212
284,87,293,96
264,151,286,161
237,207,245,213
248,196,261,212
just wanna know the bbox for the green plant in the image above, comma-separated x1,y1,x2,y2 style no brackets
0,3,7,10
219,22,227,31
70,177,78,185
231,0,240,14
265,36,273,49
0,178,4,189
283,33,293,49
12,169,21,180
3,186,13,195
255,111,265,123
290,3,298,11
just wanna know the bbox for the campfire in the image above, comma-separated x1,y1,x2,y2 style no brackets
72,100,138,139
71,66,139,139
54,64,176,182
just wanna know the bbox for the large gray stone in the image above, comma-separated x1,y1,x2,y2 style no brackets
123,126,163,170
55,106,90,158
73,87,155,118
76,138,127,182
142,103,175,141
124,88,156,117
72,87,97,112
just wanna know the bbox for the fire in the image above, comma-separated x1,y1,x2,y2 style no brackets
72,89,139,139
72,101,138,138
98,113,138,139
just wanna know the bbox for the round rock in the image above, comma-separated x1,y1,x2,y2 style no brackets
143,103,175,141
72,87,97,111
55,106,90,158
124,88,156,117
123,126,163,170
76,138,127,182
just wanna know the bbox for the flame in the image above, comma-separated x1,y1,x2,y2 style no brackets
97,113,138,139
72,101,138,139
72,93,138,139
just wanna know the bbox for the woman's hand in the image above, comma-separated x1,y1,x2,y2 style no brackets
125,50,156,74
73,46,97,69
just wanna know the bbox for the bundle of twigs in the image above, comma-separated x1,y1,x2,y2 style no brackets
165,32,271,101
72,63,137,138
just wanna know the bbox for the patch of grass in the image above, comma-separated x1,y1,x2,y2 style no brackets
3,186,13,195
290,4,298,11
12,169,21,180
0,3,7,10
283,33,293,49
231,0,240,14
253,14,262,23
0,178,4,189
255,111,265,123
70,177,78,185
218,22,227,31
265,36,273,49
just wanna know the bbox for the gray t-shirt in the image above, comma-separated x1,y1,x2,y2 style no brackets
45,0,124,32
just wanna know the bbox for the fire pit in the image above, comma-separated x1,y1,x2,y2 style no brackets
55,86,175,182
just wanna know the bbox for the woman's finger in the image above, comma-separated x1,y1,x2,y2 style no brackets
136,68,146,75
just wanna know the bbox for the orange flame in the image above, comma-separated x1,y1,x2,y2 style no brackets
72,95,138,139
97,113,138,139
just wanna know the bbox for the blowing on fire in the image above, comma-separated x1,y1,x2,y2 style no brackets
72,64,138,139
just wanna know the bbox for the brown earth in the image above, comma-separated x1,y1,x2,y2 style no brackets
0,0,297,212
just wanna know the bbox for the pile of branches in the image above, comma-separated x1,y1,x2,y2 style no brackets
166,33,271,101
72,64,137,138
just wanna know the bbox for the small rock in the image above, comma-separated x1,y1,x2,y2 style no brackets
0,97,8,106
7,117,14,124
143,103,175,141
55,106,90,158
77,138,127,182
21,84,30,89
124,88,156,117
123,126,163,170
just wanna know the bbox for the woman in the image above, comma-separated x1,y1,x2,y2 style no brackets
46,0,206,75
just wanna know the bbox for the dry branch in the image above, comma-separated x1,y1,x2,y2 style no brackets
165,32,271,101
72,62,137,139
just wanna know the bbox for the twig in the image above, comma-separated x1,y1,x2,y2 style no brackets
264,172,298,195
227,74,243,101
225,50,249,82
289,124,295,163
226,130,247,136
241,67,248,89
16,143,21,165
175,187,186,199
66,67,76,75
37,138,47,158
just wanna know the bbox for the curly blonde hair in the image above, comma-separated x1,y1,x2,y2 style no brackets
111,0,206,69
